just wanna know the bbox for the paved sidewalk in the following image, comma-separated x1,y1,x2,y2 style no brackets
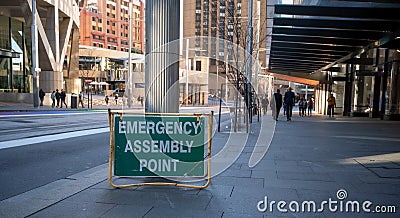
1,113,399,217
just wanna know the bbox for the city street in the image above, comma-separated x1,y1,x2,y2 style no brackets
0,112,110,201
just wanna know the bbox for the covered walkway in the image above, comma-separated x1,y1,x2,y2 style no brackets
268,1,400,120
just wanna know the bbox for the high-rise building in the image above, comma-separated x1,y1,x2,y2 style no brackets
79,0,145,53
183,0,267,71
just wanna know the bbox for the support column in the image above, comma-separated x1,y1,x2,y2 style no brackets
387,50,399,119
372,49,381,118
343,64,355,116
40,71,63,92
67,28,80,94
380,49,389,119
145,0,180,113
343,64,350,116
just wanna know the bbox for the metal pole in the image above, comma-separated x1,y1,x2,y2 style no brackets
217,66,219,97
225,60,228,104
246,0,253,133
186,39,189,105
218,97,222,132
90,90,93,109
127,1,132,108
31,0,39,108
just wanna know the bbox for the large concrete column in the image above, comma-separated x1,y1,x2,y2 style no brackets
145,0,180,113
67,28,81,94
40,71,63,92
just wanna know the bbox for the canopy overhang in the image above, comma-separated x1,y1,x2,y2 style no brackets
268,3,400,80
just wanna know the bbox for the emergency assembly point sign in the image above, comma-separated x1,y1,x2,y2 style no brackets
114,115,207,177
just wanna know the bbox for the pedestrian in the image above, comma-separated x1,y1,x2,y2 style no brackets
115,94,118,105
60,89,67,108
39,89,45,106
284,87,295,121
327,93,336,117
55,89,61,107
298,98,306,117
273,89,283,121
139,96,143,106
307,98,313,116
105,95,109,105
79,91,85,108
283,102,286,116
302,98,307,117
50,90,56,108
261,96,269,115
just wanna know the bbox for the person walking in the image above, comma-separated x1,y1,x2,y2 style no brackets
298,98,307,117
115,94,119,105
284,87,295,121
327,93,336,117
105,95,109,105
60,89,67,108
261,96,269,115
302,98,308,117
50,90,56,108
307,98,313,116
298,98,305,116
138,96,143,106
55,89,61,107
39,89,45,106
273,89,283,121
283,103,286,116
78,91,85,108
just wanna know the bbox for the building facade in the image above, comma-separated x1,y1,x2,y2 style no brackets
183,0,268,72
0,0,80,103
79,0,145,53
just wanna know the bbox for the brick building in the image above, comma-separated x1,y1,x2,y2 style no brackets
79,0,145,53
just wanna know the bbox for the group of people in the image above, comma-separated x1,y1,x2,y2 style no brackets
271,87,336,121
271,87,314,121
298,97,314,117
38,89,85,108
39,88,68,108
104,94,119,105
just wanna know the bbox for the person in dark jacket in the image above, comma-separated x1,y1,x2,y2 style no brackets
284,87,295,121
55,89,61,107
60,89,67,108
273,89,283,121
307,98,313,116
39,89,45,106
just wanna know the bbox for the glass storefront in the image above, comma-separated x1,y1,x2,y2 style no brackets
0,15,31,93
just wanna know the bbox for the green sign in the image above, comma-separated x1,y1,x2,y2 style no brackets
114,115,207,177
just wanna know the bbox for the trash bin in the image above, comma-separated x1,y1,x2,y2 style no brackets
71,94,77,109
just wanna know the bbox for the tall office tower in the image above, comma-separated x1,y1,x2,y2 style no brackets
183,0,267,71
79,0,145,53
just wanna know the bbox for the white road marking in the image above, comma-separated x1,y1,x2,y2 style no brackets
0,112,106,118
0,127,109,150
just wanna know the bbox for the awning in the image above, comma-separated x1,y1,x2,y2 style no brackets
268,2,400,77
271,73,319,86
0,48,21,58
